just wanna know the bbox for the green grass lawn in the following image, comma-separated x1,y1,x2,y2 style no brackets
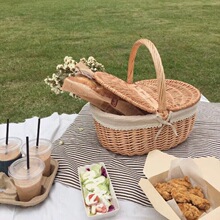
0,0,219,124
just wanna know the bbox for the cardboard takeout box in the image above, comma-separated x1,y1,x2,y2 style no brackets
139,150,220,220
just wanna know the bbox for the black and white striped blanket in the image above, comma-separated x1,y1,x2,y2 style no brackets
52,102,220,207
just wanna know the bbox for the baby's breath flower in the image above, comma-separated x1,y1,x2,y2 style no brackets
44,56,105,97
68,63,76,72
64,56,72,64
63,63,69,70
80,58,86,63
56,64,63,70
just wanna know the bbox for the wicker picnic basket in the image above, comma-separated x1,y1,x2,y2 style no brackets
90,39,201,156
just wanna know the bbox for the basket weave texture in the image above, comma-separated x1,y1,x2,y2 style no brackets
91,39,201,156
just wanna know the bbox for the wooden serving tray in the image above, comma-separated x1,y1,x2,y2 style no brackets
0,158,59,207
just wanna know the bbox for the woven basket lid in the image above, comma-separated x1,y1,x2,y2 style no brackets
135,79,201,112
94,71,159,113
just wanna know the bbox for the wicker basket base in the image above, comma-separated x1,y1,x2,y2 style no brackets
93,114,196,156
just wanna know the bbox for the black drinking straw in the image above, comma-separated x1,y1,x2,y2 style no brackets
36,118,41,147
6,119,9,145
26,136,30,170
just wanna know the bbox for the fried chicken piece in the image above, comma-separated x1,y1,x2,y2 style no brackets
154,176,211,215
171,188,191,203
189,194,210,211
155,176,193,201
154,182,172,201
189,186,204,198
178,203,201,220
168,176,192,190
169,182,189,192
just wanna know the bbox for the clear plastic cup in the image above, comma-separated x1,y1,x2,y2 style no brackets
8,157,45,201
0,137,22,175
23,139,52,176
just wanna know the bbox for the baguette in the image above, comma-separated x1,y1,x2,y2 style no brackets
62,75,146,116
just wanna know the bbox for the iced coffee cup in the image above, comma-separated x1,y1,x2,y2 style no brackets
8,157,45,201
0,137,22,175
23,139,52,176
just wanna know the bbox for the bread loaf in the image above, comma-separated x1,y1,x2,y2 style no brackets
62,75,146,116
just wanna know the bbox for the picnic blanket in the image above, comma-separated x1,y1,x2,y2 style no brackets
52,102,220,207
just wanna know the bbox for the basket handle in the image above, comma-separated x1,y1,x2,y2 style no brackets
127,39,167,113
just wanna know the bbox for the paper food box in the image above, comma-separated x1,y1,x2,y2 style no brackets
139,150,220,220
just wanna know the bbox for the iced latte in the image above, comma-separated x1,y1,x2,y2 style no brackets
23,139,52,176
0,137,22,175
8,157,45,201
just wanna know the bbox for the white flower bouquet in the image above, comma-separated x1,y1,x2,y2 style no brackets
44,56,105,95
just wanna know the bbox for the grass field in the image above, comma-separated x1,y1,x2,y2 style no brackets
0,0,219,124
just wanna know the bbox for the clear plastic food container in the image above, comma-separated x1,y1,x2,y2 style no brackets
78,162,120,219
